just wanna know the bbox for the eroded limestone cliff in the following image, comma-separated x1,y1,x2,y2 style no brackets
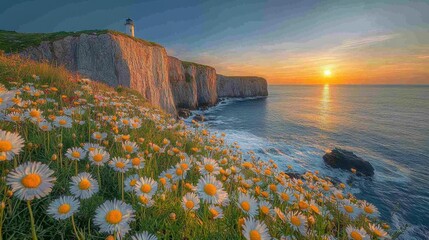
217,75,268,98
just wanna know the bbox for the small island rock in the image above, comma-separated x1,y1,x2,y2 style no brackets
323,148,374,176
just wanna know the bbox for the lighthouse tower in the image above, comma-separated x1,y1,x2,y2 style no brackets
125,18,134,37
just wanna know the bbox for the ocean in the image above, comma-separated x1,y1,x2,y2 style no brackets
189,85,429,239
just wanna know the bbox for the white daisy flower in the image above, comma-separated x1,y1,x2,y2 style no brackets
169,163,188,181
359,201,380,218
25,108,43,121
94,199,135,237
242,217,270,240
135,176,158,198
137,195,155,208
70,172,99,199
368,223,390,239
88,148,110,166
109,157,131,173
65,147,86,161
124,174,139,192
47,196,80,220
92,132,107,141
287,211,307,236
0,90,16,110
196,175,228,205
197,158,220,175
53,116,72,128
258,200,273,216
130,156,145,169
38,121,53,132
346,226,369,240
208,205,224,219
122,140,139,154
182,192,200,211
0,129,25,161
237,192,258,217
83,143,103,152
340,199,361,219
131,231,158,240
6,161,56,200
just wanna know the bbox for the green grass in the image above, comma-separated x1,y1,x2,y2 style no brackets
0,29,161,53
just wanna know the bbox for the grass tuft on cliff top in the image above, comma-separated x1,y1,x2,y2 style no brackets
0,29,161,53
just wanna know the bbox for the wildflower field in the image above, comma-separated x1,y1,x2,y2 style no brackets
0,53,394,239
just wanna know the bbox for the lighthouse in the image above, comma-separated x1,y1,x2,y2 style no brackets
125,18,134,37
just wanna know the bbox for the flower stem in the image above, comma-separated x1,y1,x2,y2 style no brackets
121,172,124,201
27,201,37,240
71,215,81,240
97,166,101,188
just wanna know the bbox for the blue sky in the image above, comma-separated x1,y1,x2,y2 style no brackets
1,0,428,84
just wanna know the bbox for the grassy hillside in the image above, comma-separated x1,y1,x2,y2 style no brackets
0,29,160,53
0,53,395,239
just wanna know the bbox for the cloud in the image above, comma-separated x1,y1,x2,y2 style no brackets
333,34,398,51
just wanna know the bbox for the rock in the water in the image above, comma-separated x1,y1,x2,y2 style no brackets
323,148,374,176
177,108,191,118
193,114,205,122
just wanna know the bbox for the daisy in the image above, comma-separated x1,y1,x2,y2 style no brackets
122,141,138,154
0,129,25,161
368,223,389,239
258,200,273,216
360,201,380,218
131,231,158,240
94,199,135,237
47,196,80,220
124,174,139,192
137,195,155,208
88,148,110,166
135,176,158,198
25,108,43,121
274,207,286,223
196,175,228,204
6,112,23,123
287,211,307,236
130,156,145,169
38,121,53,132
197,158,221,175
169,163,188,181
346,226,369,240
182,192,200,211
242,217,271,240
92,132,107,141
65,147,86,161
6,161,55,200
109,157,131,173
237,192,258,217
208,205,224,219
83,143,103,152
53,116,72,128
340,199,361,220
277,190,295,204
70,172,99,199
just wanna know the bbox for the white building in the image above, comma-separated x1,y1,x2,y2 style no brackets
125,18,134,37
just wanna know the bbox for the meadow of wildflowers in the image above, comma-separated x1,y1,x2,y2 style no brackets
0,53,394,239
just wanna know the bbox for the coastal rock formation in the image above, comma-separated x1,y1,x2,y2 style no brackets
323,148,375,176
17,31,267,114
217,75,268,98
20,33,176,114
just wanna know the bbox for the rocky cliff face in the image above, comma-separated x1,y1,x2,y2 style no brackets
217,75,268,98
18,32,267,114
20,33,176,114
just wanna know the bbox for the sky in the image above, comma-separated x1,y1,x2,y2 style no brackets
1,0,429,84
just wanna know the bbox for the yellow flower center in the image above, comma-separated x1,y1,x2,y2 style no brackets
124,145,133,153
0,140,13,152
280,193,290,201
41,125,49,130
180,163,188,170
0,155,6,161
291,215,301,226
241,201,251,212
58,203,71,214
130,179,137,186
79,179,91,190
185,200,194,209
373,229,383,237
344,205,354,213
132,158,140,166
93,154,103,162
204,183,217,196
310,205,320,214
21,173,42,188
350,231,363,240
139,195,149,204
261,206,270,215
159,178,167,185
364,206,374,214
105,210,122,224
205,164,214,172
209,208,219,217
269,184,277,192
116,162,125,169
30,110,40,118
59,119,67,125
11,116,20,121
72,151,81,158
249,230,261,240
95,134,101,139
141,184,151,193
175,168,183,176
298,201,308,209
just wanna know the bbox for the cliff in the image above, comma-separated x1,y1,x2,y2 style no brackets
1,30,268,114
18,32,176,114
217,75,268,98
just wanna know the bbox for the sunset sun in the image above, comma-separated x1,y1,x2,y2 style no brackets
324,69,332,77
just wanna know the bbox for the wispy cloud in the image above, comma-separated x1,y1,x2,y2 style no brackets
333,34,398,51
